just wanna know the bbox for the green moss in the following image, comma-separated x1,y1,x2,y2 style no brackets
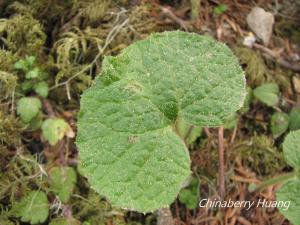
78,0,111,22
275,19,300,43
234,47,271,86
0,111,21,147
0,71,17,101
0,14,46,55
0,50,17,72
231,135,286,176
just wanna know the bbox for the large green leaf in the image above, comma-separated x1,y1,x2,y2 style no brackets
11,191,49,224
289,107,300,131
276,179,300,225
76,31,246,212
283,130,300,170
276,130,300,225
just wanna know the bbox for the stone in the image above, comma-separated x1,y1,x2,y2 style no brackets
246,7,274,45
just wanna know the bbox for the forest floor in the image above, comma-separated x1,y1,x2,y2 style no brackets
0,0,300,224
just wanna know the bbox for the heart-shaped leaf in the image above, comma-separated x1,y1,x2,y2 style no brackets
76,31,246,212
34,81,49,97
17,97,42,123
253,83,279,106
42,118,73,145
270,112,289,138
276,130,300,225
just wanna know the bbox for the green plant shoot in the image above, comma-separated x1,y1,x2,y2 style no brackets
76,31,246,212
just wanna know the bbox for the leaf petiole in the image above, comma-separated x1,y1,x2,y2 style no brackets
249,171,298,193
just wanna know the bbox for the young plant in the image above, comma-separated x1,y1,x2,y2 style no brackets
15,56,72,145
11,191,49,224
14,55,49,98
76,31,246,212
270,112,289,138
9,166,77,224
41,118,74,146
213,4,228,15
253,83,279,107
15,56,47,129
250,130,300,225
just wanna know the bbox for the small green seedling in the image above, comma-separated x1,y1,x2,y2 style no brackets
41,118,74,146
213,4,228,15
15,56,72,145
9,166,77,224
14,55,36,72
17,97,42,123
49,166,77,203
15,56,48,130
11,191,49,224
253,83,279,107
270,112,289,138
76,31,246,212
14,55,49,97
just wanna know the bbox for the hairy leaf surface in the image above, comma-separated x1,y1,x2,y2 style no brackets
276,179,300,225
49,167,77,202
253,83,279,106
276,130,300,225
17,97,41,123
11,191,49,224
77,31,245,212
283,129,300,169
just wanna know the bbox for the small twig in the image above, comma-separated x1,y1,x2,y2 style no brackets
249,171,297,193
230,124,238,144
253,43,300,73
43,99,55,117
58,140,66,166
237,217,252,225
218,126,225,200
203,127,211,138
160,7,189,31
284,97,298,106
